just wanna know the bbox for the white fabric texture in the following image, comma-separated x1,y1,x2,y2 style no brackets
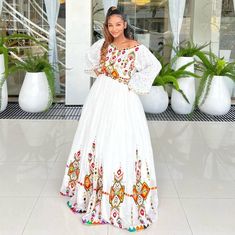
168,0,186,57
128,46,162,94
84,39,105,78
0,0,3,15
44,0,60,93
60,40,161,232
102,0,118,15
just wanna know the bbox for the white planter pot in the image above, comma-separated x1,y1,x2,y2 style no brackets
223,76,234,97
140,86,169,113
171,57,195,114
19,72,52,113
199,75,231,115
165,84,172,97
0,54,8,112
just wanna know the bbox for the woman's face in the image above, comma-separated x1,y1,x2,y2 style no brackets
107,15,127,39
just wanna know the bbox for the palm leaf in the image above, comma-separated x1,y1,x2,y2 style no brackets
172,41,209,57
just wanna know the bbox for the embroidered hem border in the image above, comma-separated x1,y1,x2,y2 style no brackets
60,182,157,198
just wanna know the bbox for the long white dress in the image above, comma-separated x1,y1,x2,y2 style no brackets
60,38,162,232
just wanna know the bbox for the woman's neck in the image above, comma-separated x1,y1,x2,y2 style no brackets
113,35,128,44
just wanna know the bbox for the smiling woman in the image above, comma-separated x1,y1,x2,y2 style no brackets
92,0,174,61
60,5,162,232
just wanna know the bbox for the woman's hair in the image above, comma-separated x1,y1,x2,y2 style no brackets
100,6,134,65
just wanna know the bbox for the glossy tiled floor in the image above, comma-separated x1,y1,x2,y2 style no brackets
0,119,234,235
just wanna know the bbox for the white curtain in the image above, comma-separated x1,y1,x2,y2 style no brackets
0,0,3,15
233,0,235,97
102,0,118,15
44,0,60,93
168,0,186,57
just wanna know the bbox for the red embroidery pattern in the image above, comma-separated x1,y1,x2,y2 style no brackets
133,150,152,226
109,168,125,228
63,148,157,199
98,45,138,85
65,150,81,196
61,144,158,231
84,143,96,192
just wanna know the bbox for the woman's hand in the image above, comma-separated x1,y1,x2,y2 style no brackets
94,69,101,76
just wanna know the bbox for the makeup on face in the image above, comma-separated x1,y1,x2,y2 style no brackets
107,15,126,38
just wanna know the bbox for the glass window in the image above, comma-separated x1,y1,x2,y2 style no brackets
0,0,65,98
93,0,193,61
220,0,235,60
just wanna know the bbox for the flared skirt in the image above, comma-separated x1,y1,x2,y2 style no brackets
60,75,158,232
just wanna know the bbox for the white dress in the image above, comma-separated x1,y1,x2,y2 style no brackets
60,39,162,232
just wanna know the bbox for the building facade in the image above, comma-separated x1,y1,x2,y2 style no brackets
1,0,235,104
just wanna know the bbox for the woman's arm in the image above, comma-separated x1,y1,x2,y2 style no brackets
84,39,105,78
128,45,162,95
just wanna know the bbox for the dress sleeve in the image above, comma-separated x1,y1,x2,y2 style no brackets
84,38,105,78
128,45,162,95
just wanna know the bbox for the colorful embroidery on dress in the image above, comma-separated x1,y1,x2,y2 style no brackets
131,150,153,229
99,45,138,85
109,168,125,228
61,145,158,232
64,150,81,196
84,143,96,193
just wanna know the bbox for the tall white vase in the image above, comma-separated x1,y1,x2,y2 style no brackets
139,86,169,113
171,57,195,114
19,72,52,113
199,76,231,115
0,54,8,113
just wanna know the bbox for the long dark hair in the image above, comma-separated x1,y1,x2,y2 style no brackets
100,6,134,66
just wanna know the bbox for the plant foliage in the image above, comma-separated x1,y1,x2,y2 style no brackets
10,52,55,110
194,50,235,108
172,41,209,58
152,56,200,104
0,33,47,110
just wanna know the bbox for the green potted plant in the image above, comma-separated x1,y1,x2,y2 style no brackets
10,52,55,112
172,41,209,59
140,56,198,114
170,41,208,114
0,33,45,112
194,50,235,115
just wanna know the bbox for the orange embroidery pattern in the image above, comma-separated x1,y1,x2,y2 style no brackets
61,144,158,231
65,150,81,196
132,150,153,226
98,45,137,85
109,168,125,228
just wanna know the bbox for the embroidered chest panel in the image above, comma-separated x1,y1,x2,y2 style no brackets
100,45,139,85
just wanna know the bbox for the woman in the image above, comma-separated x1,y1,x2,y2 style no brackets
60,6,162,232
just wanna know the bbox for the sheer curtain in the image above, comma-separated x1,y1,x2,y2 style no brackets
44,0,60,93
0,0,3,15
168,0,186,57
233,0,235,97
102,0,118,15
